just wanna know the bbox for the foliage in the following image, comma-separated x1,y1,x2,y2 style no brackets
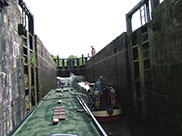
52,55,88,67
12,66,16,73
30,53,35,66
24,75,28,88
21,56,26,63
51,55,57,59
68,55,77,59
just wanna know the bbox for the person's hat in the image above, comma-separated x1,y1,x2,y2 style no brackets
99,76,105,80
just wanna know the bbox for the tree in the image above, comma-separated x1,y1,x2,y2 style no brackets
68,55,77,59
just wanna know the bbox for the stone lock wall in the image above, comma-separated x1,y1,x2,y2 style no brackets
0,1,57,136
35,35,57,100
0,0,24,135
126,0,182,134
147,0,182,134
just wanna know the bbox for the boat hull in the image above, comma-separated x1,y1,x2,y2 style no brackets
92,108,122,122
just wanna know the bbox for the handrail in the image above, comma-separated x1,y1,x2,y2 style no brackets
76,94,108,136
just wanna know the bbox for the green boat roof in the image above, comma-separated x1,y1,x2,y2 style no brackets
12,87,102,136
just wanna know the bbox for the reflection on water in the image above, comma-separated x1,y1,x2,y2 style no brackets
100,115,160,136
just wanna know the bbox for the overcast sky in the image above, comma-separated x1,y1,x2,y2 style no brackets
23,0,143,58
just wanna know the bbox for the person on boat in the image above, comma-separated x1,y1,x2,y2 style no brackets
95,76,106,109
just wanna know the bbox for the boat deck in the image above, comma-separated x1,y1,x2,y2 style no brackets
12,87,102,136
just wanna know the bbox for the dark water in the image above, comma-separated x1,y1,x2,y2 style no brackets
100,115,160,136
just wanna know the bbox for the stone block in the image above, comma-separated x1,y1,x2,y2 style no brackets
0,38,6,52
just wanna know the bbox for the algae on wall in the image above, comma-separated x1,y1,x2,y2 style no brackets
148,0,182,134
0,0,24,135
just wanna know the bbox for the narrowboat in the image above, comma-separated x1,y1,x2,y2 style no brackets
75,82,122,122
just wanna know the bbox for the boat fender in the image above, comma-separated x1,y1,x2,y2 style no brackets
57,100,62,104
107,108,113,115
52,118,59,125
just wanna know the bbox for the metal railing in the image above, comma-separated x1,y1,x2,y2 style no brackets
126,0,160,33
